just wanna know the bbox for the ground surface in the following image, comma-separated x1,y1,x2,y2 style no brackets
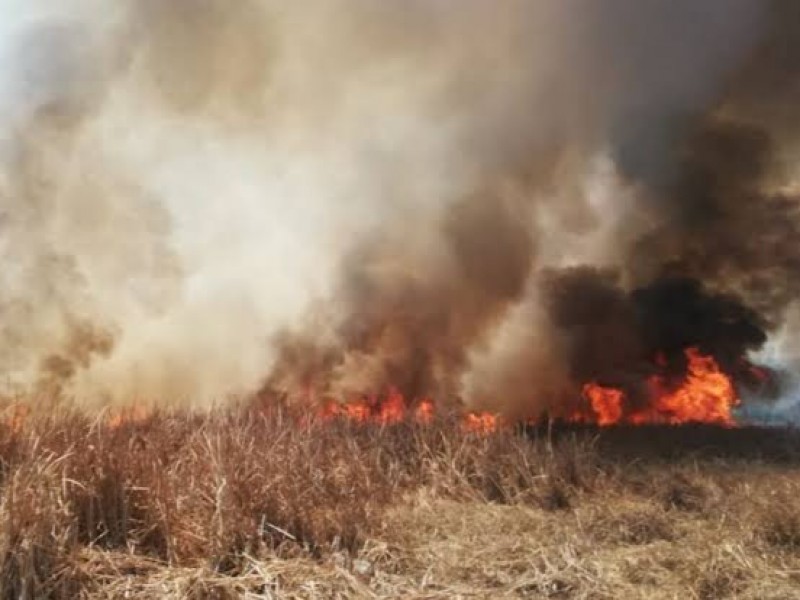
0,409,799,599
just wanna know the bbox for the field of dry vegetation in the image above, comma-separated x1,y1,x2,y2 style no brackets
0,406,799,599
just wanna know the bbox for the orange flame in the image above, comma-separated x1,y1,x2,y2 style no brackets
100,347,741,434
315,386,500,432
462,411,500,434
582,383,624,426
2,404,30,433
580,348,739,426
642,348,738,425
107,405,150,429
414,399,435,424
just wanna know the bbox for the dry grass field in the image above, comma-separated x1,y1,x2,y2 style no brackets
0,407,799,599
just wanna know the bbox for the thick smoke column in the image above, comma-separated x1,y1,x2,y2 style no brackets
525,2,800,417
0,1,797,415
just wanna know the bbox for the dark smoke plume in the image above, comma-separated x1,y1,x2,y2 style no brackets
542,270,771,406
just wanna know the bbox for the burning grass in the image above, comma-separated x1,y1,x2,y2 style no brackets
0,408,798,598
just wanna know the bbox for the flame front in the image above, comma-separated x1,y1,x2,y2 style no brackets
10,348,740,433
307,348,740,431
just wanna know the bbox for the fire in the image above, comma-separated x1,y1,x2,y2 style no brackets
0,347,749,435
311,347,741,431
95,348,744,434
643,348,738,425
316,386,499,432
462,411,500,434
1,404,30,433
107,405,150,429
581,383,624,426
319,387,410,425
581,347,739,426
415,399,435,424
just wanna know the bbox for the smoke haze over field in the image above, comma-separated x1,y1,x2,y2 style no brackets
0,1,798,414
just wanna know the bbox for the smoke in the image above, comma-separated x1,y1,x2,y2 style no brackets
526,1,800,416
0,1,797,414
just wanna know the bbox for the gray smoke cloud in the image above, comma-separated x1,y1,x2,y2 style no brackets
0,1,796,415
